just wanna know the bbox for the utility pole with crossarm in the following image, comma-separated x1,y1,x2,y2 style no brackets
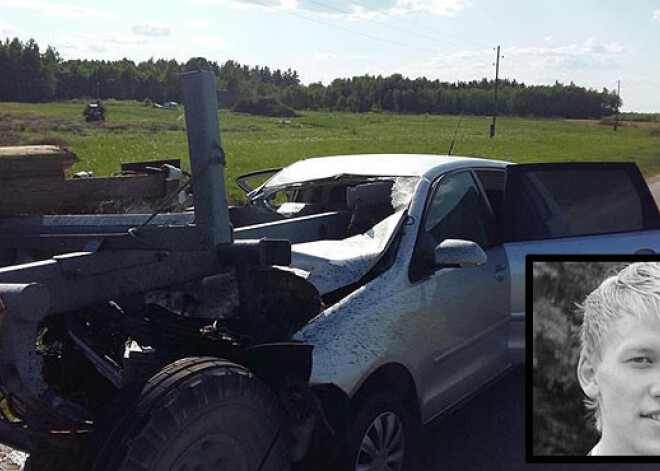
490,45,501,138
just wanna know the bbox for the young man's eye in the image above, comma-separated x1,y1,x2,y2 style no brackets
629,357,653,366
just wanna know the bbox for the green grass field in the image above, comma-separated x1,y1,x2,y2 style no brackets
2,100,659,203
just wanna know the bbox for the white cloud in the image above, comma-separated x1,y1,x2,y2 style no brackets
507,38,623,58
0,19,17,36
450,50,480,59
184,20,215,28
394,0,470,17
415,47,491,78
226,0,297,12
52,33,149,57
186,0,469,18
304,0,470,20
411,39,624,81
185,0,296,12
654,9,660,21
51,31,231,62
583,37,623,54
503,39,624,72
315,52,338,61
0,0,120,19
184,34,231,49
132,23,170,37
561,56,621,70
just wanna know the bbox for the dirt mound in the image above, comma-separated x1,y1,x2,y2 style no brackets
565,119,660,133
232,96,299,117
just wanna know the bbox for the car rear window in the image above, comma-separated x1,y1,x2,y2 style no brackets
503,164,660,242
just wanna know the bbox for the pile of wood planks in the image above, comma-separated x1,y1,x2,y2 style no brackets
0,146,180,216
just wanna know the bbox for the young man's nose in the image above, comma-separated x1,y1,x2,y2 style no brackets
649,377,660,397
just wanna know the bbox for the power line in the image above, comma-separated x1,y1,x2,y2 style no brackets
244,0,523,87
306,0,486,53
322,0,529,80
243,0,445,56
347,0,492,50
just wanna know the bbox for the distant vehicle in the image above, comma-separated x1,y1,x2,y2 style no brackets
83,99,105,122
152,101,179,110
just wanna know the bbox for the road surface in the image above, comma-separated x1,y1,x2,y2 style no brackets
422,365,660,470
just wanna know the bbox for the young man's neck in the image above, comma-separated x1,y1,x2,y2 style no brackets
589,441,604,456
590,436,638,456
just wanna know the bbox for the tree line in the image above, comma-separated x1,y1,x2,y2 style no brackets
0,37,620,118
283,75,620,118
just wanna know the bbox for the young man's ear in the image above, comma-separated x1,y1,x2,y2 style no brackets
577,353,599,398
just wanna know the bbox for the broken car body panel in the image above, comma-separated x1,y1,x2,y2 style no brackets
292,170,510,424
287,210,407,295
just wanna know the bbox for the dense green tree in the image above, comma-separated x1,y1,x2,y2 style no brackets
0,37,621,118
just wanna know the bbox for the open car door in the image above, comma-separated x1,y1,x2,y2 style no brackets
500,162,660,362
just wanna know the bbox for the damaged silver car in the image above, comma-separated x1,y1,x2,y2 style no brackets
231,153,512,470
230,153,660,470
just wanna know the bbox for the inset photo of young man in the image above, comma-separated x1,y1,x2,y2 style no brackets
529,257,660,464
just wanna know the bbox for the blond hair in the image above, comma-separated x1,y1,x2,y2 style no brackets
580,262,660,432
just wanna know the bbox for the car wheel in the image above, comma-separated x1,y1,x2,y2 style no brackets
341,391,420,471
89,357,291,471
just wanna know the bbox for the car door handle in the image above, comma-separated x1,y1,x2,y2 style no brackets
635,248,656,255
494,264,506,282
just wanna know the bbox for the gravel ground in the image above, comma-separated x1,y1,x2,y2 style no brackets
0,445,26,471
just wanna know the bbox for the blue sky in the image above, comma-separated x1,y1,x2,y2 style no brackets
1,0,659,111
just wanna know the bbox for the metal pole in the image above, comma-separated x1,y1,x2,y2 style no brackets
490,46,500,138
613,79,621,131
180,70,233,246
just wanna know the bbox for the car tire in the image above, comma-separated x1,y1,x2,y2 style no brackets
339,391,421,471
90,357,291,471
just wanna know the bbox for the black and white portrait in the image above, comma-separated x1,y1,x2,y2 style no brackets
532,259,660,459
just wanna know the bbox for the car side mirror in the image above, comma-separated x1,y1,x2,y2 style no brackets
434,239,487,268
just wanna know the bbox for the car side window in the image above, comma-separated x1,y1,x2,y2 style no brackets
474,169,505,227
503,166,654,242
424,171,494,250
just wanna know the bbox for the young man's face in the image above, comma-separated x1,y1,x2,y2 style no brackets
587,310,660,455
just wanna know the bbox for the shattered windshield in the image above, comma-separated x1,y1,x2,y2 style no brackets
253,175,419,217
285,210,407,295
233,174,419,294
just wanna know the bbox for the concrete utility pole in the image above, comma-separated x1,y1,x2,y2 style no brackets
613,79,621,131
490,45,501,138
181,70,233,246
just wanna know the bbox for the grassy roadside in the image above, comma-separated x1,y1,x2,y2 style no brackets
1,100,659,203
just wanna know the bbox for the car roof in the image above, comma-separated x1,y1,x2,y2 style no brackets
262,154,509,190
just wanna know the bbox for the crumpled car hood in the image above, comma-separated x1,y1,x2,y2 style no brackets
283,210,406,295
